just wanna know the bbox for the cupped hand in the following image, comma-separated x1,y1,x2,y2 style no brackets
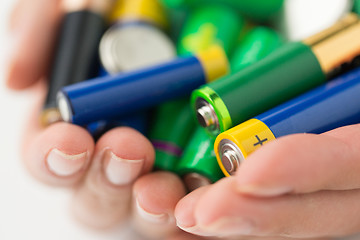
5,0,185,238
6,1,345,240
175,124,360,239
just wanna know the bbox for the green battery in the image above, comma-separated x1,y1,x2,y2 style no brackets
150,99,196,172
354,0,360,15
230,26,283,72
192,14,360,136
176,127,225,192
161,3,188,42
160,0,284,22
177,4,244,56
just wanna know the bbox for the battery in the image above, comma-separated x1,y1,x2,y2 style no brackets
230,26,283,72
355,0,360,15
86,111,148,140
176,127,225,192
41,0,113,126
99,0,176,74
57,45,229,126
215,67,360,176
150,99,196,172
160,0,284,23
192,14,360,136
177,4,244,56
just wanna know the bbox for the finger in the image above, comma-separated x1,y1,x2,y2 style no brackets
178,177,360,238
234,124,360,197
175,186,212,236
6,0,62,90
21,81,94,186
132,172,187,239
174,186,331,240
166,231,218,240
71,127,155,229
169,231,331,240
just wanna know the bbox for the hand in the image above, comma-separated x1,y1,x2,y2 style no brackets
6,0,348,239
6,1,185,238
175,124,360,239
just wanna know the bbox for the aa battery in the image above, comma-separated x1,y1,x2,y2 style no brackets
160,0,284,23
58,45,229,125
177,4,244,56
355,0,360,15
86,111,148,140
192,14,360,136
41,0,113,126
230,26,283,72
215,67,360,176
150,99,196,172
177,127,225,192
99,0,176,74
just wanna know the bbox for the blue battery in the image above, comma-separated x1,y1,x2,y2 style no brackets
258,67,360,137
57,45,229,125
86,111,149,140
215,67,360,177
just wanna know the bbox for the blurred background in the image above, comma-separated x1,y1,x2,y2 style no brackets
0,0,358,239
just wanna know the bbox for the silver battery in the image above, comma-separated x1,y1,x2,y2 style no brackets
195,97,220,135
218,138,245,176
99,23,176,74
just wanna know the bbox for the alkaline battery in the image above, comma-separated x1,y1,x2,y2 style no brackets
58,45,229,125
177,127,225,192
192,14,360,136
215,67,360,176
160,0,284,23
99,0,176,74
355,0,360,15
150,99,196,172
86,111,148,140
230,26,283,72
41,0,113,126
177,4,244,56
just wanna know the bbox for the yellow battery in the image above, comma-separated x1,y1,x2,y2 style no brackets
109,0,168,29
214,119,276,177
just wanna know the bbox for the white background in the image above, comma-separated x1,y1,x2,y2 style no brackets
0,0,358,239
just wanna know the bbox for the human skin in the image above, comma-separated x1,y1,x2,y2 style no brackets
6,0,355,239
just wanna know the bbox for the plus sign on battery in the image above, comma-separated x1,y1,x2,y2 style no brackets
253,135,268,147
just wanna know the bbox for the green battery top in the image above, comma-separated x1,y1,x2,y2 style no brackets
178,4,244,56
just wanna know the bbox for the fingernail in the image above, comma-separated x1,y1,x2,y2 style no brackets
177,223,215,237
102,150,143,186
237,184,292,197
135,198,169,224
46,149,88,177
200,217,255,236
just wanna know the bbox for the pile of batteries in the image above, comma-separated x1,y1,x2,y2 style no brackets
41,0,360,192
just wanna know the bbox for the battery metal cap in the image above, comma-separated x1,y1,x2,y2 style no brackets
99,24,176,74
217,139,244,176
215,118,276,176
40,108,62,127
57,91,73,123
192,86,232,136
183,173,212,192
